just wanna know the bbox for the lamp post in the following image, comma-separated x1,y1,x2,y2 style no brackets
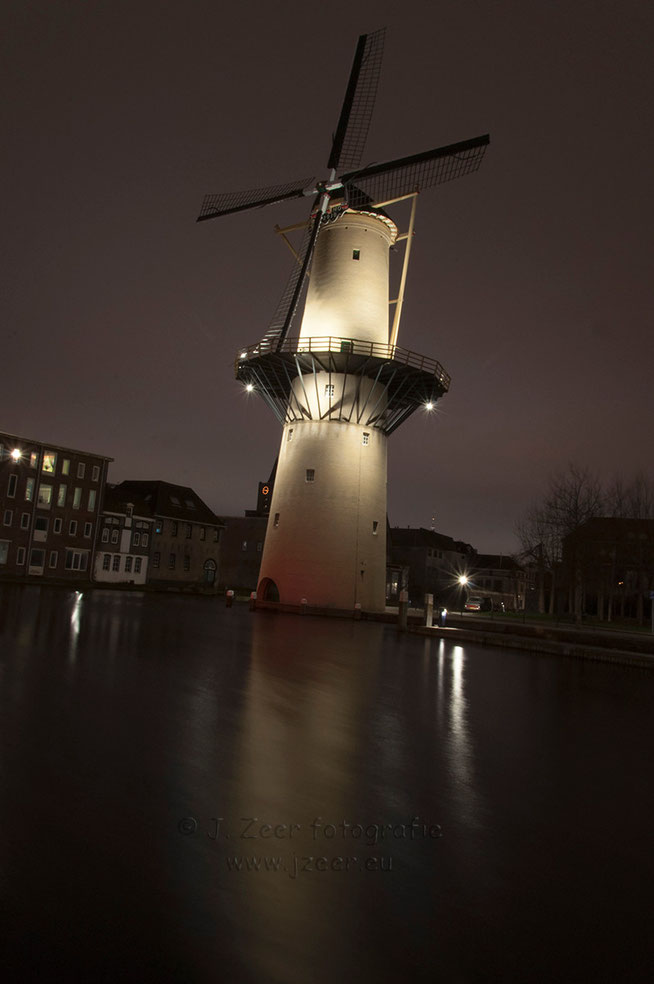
458,574,469,615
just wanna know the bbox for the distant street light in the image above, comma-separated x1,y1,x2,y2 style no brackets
458,574,469,614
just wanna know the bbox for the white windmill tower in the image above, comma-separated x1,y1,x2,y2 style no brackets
198,29,489,613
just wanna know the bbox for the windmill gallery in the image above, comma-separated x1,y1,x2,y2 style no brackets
198,29,489,613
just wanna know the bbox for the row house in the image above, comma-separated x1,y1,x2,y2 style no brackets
98,481,223,589
93,486,153,585
388,527,476,607
0,431,112,582
470,554,527,611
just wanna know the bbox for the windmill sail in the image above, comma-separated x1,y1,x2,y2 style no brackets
257,209,323,351
197,177,315,222
342,134,489,207
327,29,385,172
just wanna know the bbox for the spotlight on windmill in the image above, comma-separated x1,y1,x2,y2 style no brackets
198,28,489,612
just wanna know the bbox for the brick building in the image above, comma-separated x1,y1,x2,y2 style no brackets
112,481,223,589
0,431,112,582
94,485,153,585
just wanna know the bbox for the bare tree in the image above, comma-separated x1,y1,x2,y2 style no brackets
605,472,654,519
517,464,603,617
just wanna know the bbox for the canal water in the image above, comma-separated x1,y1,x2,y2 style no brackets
1,585,652,982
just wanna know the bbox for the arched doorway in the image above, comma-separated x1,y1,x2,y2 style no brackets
258,577,280,602
203,559,217,585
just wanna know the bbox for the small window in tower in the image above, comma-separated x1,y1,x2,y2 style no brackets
352,249,360,260
362,432,370,445
305,469,315,483
274,513,280,527
324,384,334,397
288,429,293,442
372,521,379,534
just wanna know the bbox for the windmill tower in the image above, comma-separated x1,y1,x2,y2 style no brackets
198,30,488,613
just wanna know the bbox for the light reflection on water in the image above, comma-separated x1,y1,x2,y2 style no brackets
1,586,654,983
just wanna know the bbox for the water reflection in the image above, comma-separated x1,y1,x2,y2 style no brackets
2,587,654,982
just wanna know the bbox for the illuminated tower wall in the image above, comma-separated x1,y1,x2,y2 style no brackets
257,211,396,612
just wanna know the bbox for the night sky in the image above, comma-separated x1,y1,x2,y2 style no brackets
2,0,652,553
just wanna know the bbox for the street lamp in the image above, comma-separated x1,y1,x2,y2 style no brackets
458,574,469,614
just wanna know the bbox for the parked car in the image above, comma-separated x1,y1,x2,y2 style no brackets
464,595,492,612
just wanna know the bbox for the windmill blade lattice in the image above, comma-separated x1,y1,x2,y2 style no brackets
197,177,315,222
342,134,489,208
327,28,385,172
257,209,323,351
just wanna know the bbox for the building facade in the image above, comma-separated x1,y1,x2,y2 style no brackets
389,527,476,607
470,554,527,611
94,486,153,585
0,431,112,582
112,481,223,590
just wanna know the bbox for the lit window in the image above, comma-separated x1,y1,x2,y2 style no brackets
72,487,82,509
92,465,100,482
69,520,78,536
57,485,67,507
153,552,160,569
274,513,280,527
38,485,53,508
183,556,190,572
305,469,315,483
134,557,142,574
7,474,17,498
53,518,62,534
84,523,92,538
3,510,13,526
88,490,96,511
133,532,140,547
21,513,30,530
77,463,85,479
352,249,360,260
102,528,109,543
62,459,70,475
125,556,133,573
42,452,57,474
25,478,35,501
112,555,121,572
111,529,119,544
362,432,370,445
102,554,111,571
30,453,38,469
325,384,334,397
49,551,58,569
17,547,26,565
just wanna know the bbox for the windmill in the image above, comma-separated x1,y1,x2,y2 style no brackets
198,29,489,612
